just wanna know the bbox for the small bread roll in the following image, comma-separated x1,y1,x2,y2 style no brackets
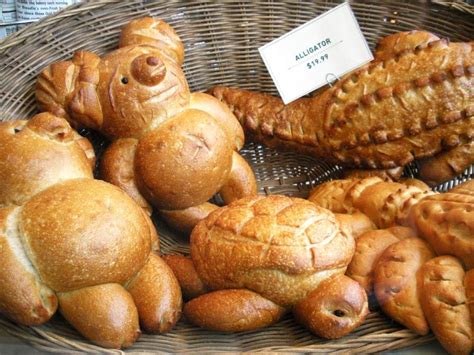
126,254,182,333
374,238,435,335
465,269,474,343
160,202,218,234
162,255,208,299
347,226,415,294
308,179,360,213
58,283,140,349
184,289,285,332
420,256,472,355
335,212,375,240
294,274,368,339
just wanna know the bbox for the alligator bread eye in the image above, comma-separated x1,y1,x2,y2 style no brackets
121,77,129,84
333,310,345,317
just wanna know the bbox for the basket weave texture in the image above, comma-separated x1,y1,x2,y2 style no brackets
0,0,472,353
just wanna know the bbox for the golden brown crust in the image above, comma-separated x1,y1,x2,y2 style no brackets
374,238,435,335
162,255,208,300
58,284,140,349
418,142,474,187
20,179,151,292
119,17,184,65
399,178,431,192
126,254,182,333
135,110,233,210
409,191,474,269
210,37,473,170
183,289,285,332
294,274,368,339
347,226,415,294
354,181,433,228
219,152,257,205
189,92,244,150
374,31,440,61
0,114,93,207
465,269,474,349
451,179,474,196
100,138,152,215
308,179,364,213
191,195,354,307
0,207,57,325
335,212,375,240
420,256,472,355
344,167,404,182
160,202,219,234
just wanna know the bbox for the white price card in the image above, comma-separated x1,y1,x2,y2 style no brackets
259,2,373,104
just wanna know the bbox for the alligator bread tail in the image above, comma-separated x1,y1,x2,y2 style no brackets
209,86,329,159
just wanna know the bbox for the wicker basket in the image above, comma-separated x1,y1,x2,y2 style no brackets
0,1,472,353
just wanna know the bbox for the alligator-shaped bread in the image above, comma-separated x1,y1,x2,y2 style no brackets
210,31,473,184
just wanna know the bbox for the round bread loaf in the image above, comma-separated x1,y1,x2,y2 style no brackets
0,113,93,207
20,178,151,292
191,195,355,307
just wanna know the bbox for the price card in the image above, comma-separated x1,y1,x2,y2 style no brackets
259,2,373,104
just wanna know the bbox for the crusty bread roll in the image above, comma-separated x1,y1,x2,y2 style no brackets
160,202,219,234
58,284,140,349
20,179,151,292
183,289,285,332
191,195,355,307
409,189,474,269
0,207,57,325
344,167,404,181
0,113,93,207
134,110,233,210
335,212,375,240
374,238,435,335
353,181,433,228
162,255,208,300
451,179,474,196
399,178,431,192
418,142,474,187
219,151,258,205
294,274,368,339
100,138,152,215
347,226,416,294
308,179,362,213
374,30,439,61
126,253,182,333
420,256,472,355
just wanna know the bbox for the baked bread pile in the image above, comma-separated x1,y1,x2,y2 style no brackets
35,17,257,234
0,113,182,349
308,177,474,354
210,31,474,186
164,195,369,339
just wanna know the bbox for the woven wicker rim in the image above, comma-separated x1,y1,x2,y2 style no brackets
0,0,472,353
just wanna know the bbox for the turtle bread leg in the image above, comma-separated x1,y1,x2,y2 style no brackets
57,283,140,349
126,253,182,334
183,289,286,332
160,202,218,234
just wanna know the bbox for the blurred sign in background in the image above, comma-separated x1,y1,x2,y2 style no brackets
1,0,80,39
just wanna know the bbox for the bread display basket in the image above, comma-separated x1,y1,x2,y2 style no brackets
0,0,472,353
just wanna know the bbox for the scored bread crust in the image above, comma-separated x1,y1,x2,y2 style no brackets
374,237,435,335
191,195,355,307
420,256,473,355
347,226,416,294
19,179,151,292
409,189,474,269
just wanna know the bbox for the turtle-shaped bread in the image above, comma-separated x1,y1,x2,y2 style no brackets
164,195,369,339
